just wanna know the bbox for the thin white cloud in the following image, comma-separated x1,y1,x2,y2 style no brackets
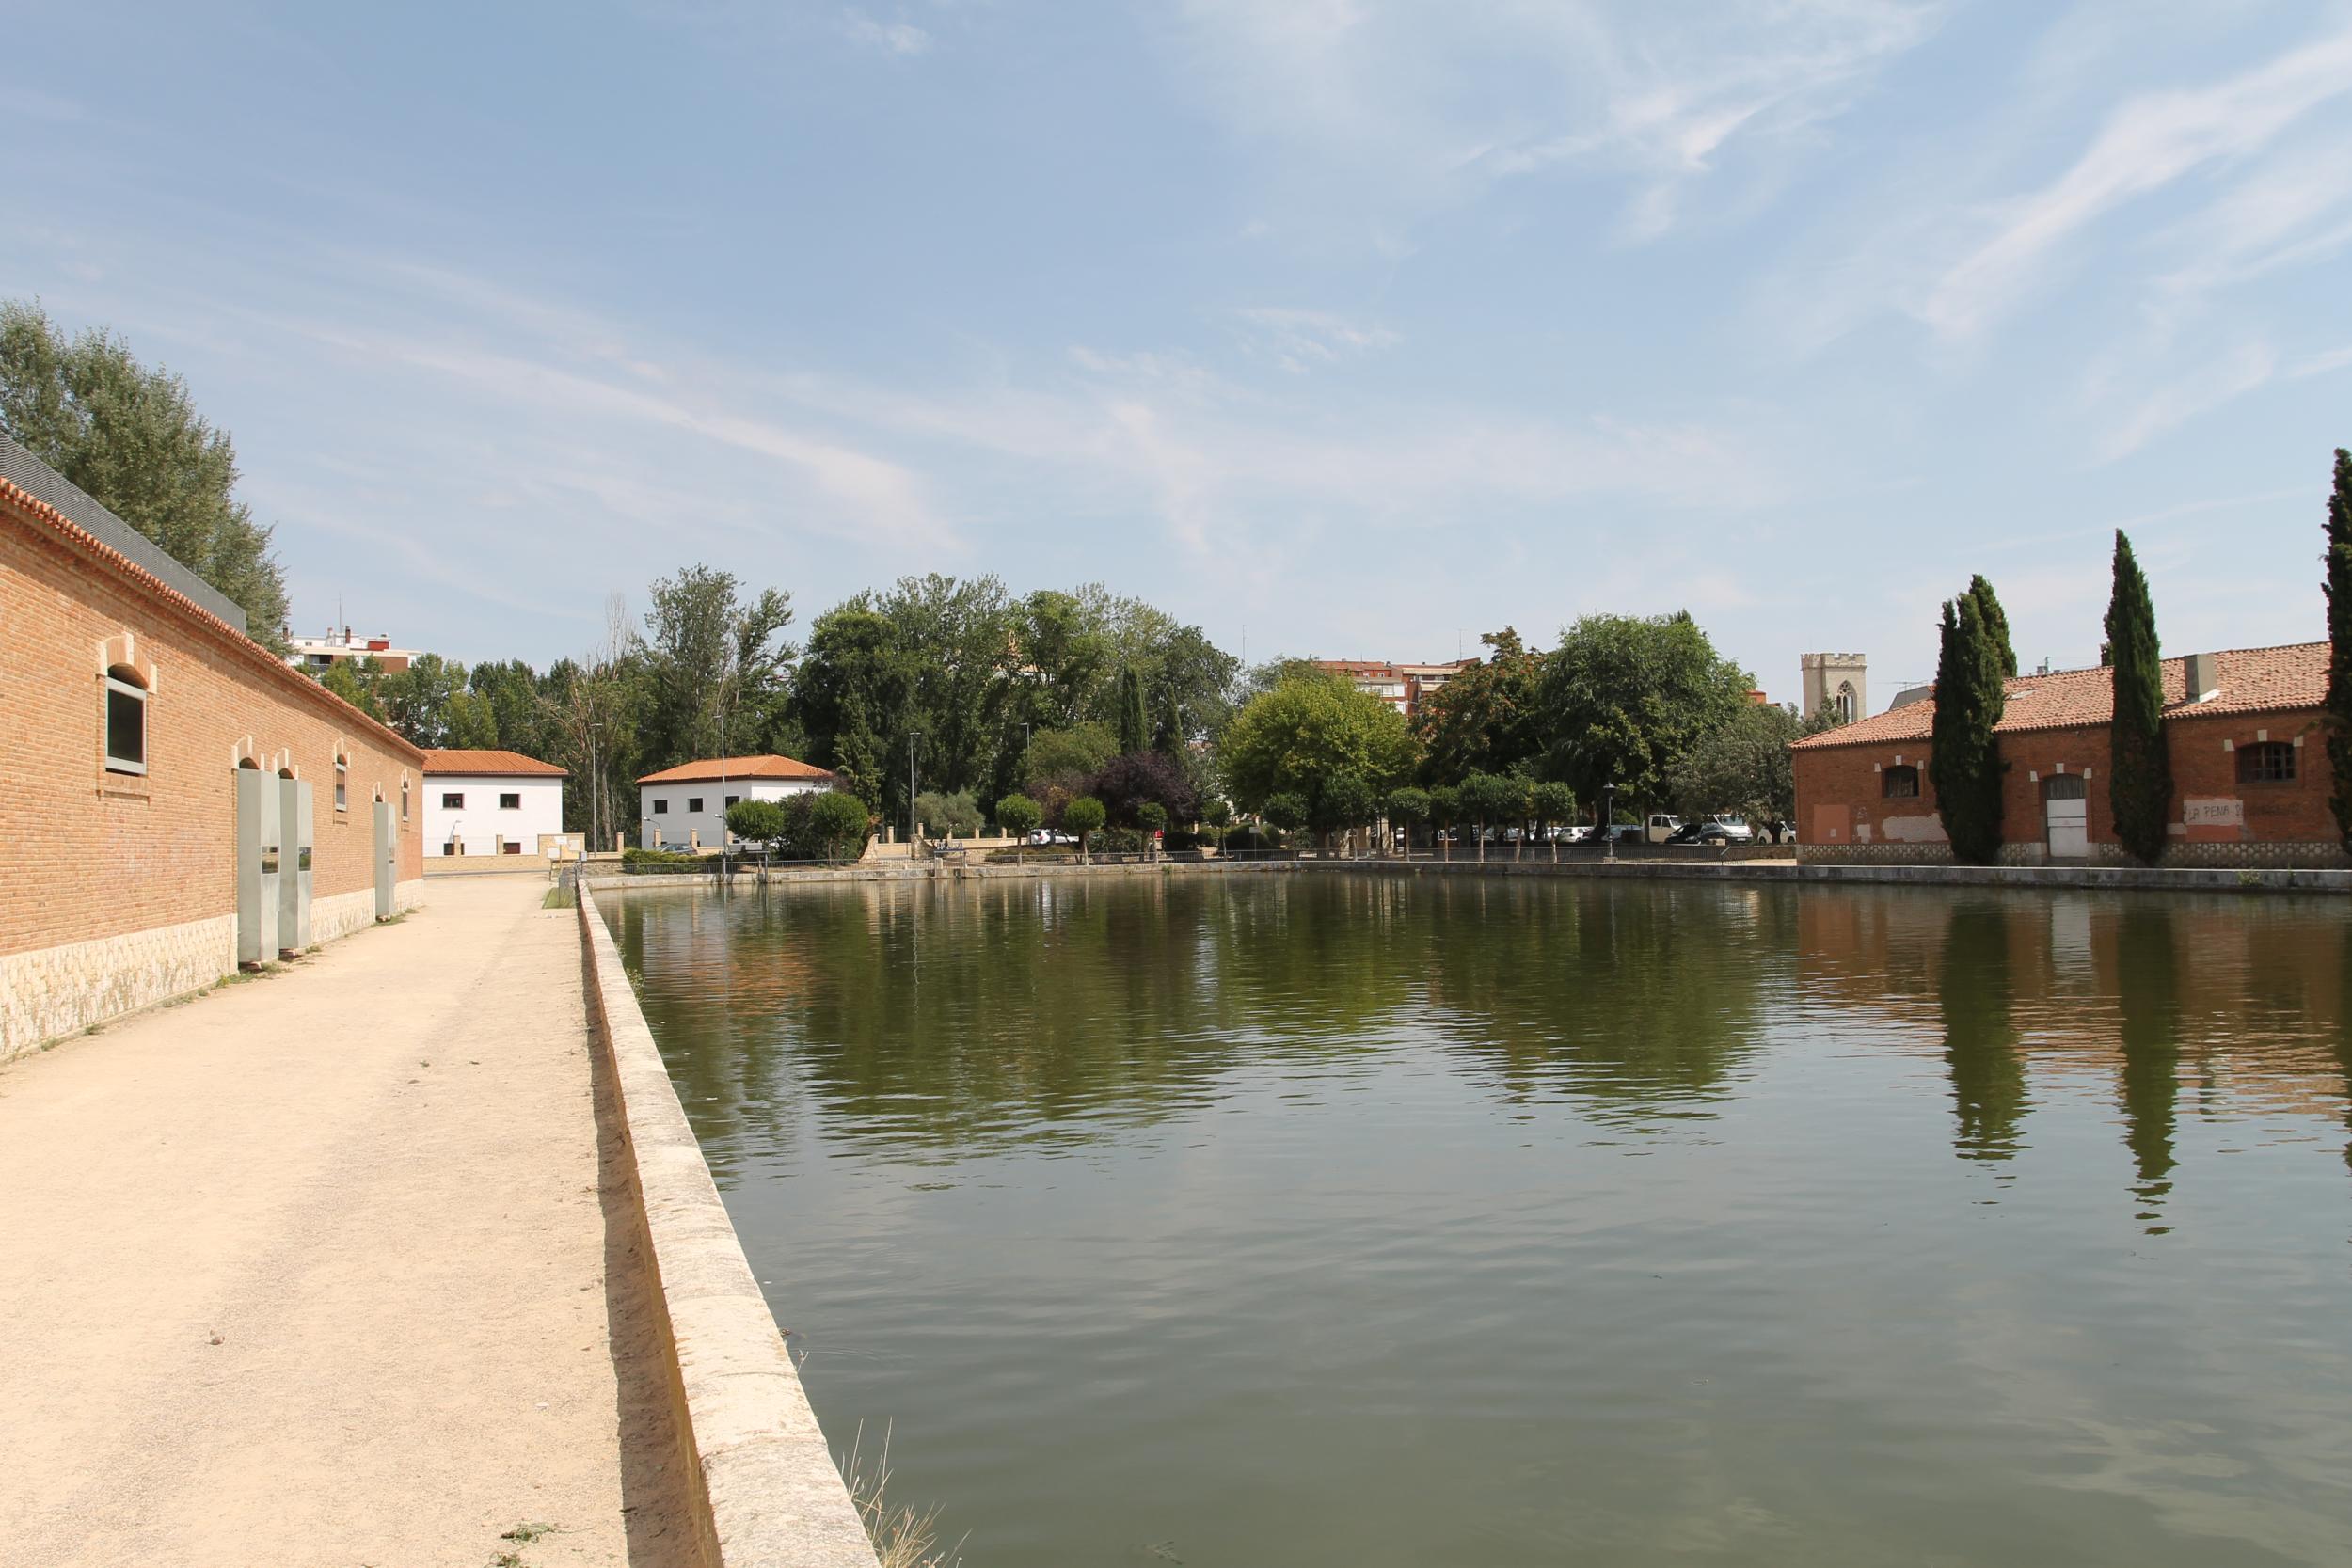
1224,307,1400,372
1157,0,1944,244
2090,339,2278,463
1921,24,2352,339
843,10,931,55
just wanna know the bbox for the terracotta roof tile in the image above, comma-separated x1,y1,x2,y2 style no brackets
0,477,427,766
635,753,837,785
421,749,568,778
1791,641,2331,751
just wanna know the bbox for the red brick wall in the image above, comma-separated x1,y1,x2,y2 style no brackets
1794,710,2339,853
1,506,426,956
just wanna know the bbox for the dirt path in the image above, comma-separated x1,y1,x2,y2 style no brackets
0,877,696,1568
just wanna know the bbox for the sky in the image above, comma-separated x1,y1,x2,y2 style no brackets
6,1,2350,708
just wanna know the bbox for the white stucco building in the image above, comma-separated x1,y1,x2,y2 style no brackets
638,753,838,849
421,749,568,858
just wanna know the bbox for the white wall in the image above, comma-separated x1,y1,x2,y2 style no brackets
425,775,565,858
640,777,827,849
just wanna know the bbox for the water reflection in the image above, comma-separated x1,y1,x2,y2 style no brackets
1938,901,2027,1163
609,875,2352,1568
612,876,2352,1202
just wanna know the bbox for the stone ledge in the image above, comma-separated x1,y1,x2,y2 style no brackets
1305,858,2352,895
576,883,880,1568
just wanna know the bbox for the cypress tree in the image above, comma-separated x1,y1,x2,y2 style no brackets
2105,531,2172,864
1931,594,2007,863
1968,575,2018,677
1154,687,1185,759
2327,448,2352,853
1117,666,1148,755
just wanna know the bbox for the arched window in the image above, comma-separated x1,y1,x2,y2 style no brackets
402,778,411,822
334,748,350,812
2237,742,2295,784
1836,681,1856,724
103,665,148,774
1882,765,1919,800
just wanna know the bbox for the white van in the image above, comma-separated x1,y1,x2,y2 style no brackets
1645,814,1681,844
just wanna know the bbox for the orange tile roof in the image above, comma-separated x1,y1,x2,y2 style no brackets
421,748,568,777
635,753,837,785
1792,641,2331,751
0,477,426,765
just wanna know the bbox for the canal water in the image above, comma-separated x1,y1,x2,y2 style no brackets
606,874,2352,1567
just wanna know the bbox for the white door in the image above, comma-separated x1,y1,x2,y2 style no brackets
2044,775,2088,860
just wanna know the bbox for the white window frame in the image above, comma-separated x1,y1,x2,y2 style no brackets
103,670,148,775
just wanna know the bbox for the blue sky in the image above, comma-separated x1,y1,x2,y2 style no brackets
7,1,2350,706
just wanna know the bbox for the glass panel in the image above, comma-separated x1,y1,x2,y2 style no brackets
105,686,144,768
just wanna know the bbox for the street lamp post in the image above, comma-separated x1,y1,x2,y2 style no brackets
1603,783,1616,863
908,732,922,857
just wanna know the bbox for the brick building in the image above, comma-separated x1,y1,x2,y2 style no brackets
1311,658,1478,720
1790,643,2344,867
1,436,426,1059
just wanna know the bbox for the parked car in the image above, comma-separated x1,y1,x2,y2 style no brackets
1027,829,1077,847
1645,813,1682,844
1696,817,1754,844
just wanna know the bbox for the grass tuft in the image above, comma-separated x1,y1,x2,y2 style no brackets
843,1424,961,1568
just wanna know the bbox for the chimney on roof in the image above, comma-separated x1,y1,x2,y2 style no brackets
2184,651,2218,703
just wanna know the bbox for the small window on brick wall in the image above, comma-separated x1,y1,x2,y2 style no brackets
103,665,148,774
2237,742,2295,783
1882,765,1919,799
334,750,349,811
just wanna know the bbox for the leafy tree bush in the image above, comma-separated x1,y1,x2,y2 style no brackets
2104,531,2171,864
1092,749,1200,827
995,793,1042,841
805,790,872,859
1538,612,1752,816
1428,784,1460,857
1931,593,2008,864
1968,575,2018,678
1219,669,1419,812
1458,771,1528,860
0,300,291,643
1137,803,1168,847
1261,792,1309,833
1062,795,1106,859
914,788,982,838
1311,772,1380,851
1386,786,1431,851
1413,627,1548,782
1667,702,1806,825
1529,780,1576,853
726,798,788,846
1202,798,1232,830
1117,666,1149,755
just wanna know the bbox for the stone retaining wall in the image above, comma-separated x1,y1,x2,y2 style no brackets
1798,839,2351,870
575,883,881,1568
1311,857,2352,895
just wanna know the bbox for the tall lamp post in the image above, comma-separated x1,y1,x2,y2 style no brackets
1603,782,1616,863
907,732,922,856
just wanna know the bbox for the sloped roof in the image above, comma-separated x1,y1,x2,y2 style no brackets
421,749,568,778
0,444,425,767
636,753,836,785
1792,641,2331,751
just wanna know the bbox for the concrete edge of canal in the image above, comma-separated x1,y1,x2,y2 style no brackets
580,853,2348,896
575,882,883,1568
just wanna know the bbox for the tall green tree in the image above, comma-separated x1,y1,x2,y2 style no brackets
1537,612,1753,814
1154,687,1186,759
0,300,290,645
2327,448,2352,854
1667,701,1819,827
1968,575,2018,678
1930,594,2008,864
1117,665,1148,755
2104,531,2172,864
1217,669,1420,813
642,565,795,771
1412,627,1547,782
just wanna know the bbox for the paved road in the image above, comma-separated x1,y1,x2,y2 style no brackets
0,877,693,1568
